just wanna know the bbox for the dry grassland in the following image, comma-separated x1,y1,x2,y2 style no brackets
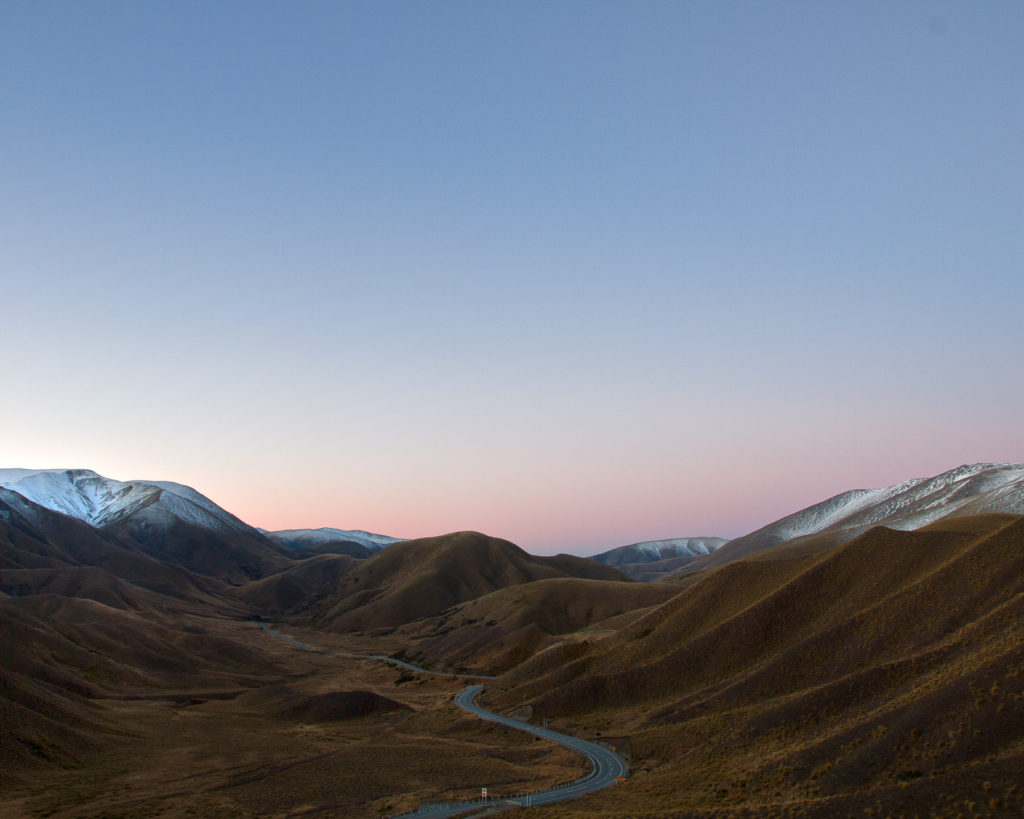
1,619,584,818
485,515,1024,817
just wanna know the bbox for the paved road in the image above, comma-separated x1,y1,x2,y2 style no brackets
393,685,627,817
455,685,627,806
257,622,495,680
256,623,626,815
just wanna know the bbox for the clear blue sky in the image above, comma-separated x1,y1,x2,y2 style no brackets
3,1,1022,553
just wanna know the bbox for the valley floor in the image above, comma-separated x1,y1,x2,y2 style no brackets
0,619,586,819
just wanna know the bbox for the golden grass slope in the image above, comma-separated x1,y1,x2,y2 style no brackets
397,577,680,674
486,514,1024,816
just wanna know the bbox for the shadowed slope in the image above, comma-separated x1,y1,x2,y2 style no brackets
0,496,255,618
236,553,358,613
0,593,290,782
236,684,410,722
104,511,289,584
0,496,294,783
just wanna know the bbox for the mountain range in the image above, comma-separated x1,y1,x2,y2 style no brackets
684,461,1024,574
588,462,1024,580
6,463,1022,580
262,527,405,555
3,462,1024,816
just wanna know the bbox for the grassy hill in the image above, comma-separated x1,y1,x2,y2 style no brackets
484,514,1024,816
396,576,679,674
292,530,628,633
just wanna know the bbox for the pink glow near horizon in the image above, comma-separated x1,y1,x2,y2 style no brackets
3,368,1019,555
199,437,1020,556
3,438,1019,556
3,4,1022,555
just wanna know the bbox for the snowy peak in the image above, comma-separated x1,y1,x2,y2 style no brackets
0,469,404,558
0,469,252,535
264,527,405,552
763,462,1024,544
591,536,729,568
0,469,161,528
702,462,1024,568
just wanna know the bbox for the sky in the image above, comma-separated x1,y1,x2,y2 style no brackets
2,1,1022,554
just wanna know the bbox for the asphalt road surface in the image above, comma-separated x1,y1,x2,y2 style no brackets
393,685,627,817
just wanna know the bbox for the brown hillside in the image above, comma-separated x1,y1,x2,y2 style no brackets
620,553,704,581
0,591,297,787
536,552,632,582
106,515,290,583
2,566,159,613
397,577,679,674
486,514,1024,816
293,531,629,632
0,506,233,610
236,553,358,614
287,540,374,560
236,683,410,722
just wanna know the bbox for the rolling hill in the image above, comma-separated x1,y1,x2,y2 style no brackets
292,530,629,633
396,576,680,674
5,461,1024,816
236,552,359,614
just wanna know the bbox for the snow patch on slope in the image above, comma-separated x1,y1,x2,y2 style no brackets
591,536,729,567
0,469,161,527
631,537,728,560
773,463,1024,542
264,527,404,552
0,469,256,536
698,462,1024,569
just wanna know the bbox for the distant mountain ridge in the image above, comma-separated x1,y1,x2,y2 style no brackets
582,463,1024,581
683,462,1024,574
0,470,402,559
0,469,288,582
0,469,254,534
263,527,404,553
591,537,729,567
4,463,1022,582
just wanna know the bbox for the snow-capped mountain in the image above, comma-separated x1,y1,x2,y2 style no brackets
0,469,253,534
591,537,729,569
264,527,404,552
0,468,293,582
0,469,402,580
700,462,1024,569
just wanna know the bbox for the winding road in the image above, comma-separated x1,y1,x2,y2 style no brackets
257,623,627,816
391,685,627,817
